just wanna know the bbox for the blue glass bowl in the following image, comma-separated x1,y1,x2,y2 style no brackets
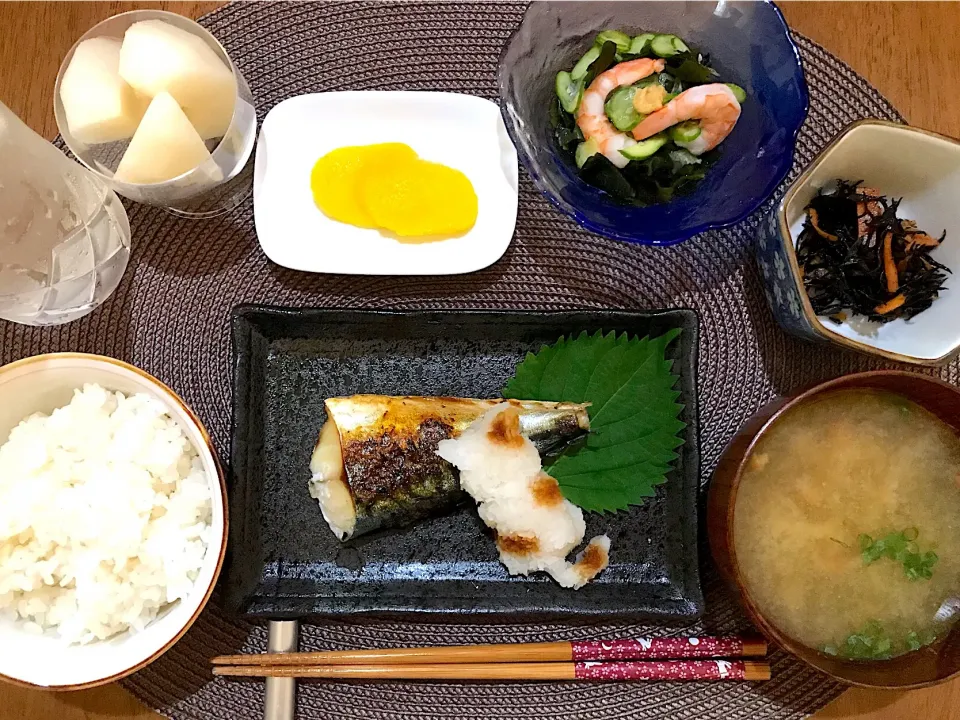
498,1,809,246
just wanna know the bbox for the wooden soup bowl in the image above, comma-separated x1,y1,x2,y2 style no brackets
708,371,960,688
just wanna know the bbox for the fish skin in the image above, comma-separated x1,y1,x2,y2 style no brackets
323,396,590,538
512,405,591,456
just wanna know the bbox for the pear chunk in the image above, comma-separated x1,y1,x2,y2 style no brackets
118,19,236,140
59,37,147,144
114,92,216,185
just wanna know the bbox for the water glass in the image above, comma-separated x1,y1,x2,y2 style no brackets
0,101,131,326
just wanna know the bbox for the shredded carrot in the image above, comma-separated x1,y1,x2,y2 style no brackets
875,294,906,315
808,208,838,241
882,232,898,293
906,232,940,248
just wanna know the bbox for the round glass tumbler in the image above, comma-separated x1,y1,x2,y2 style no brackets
0,101,131,326
54,10,257,218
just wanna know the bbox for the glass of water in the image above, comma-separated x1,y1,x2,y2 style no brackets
53,10,257,218
0,100,131,326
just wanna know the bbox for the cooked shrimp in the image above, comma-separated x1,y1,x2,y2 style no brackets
631,83,741,155
576,58,665,168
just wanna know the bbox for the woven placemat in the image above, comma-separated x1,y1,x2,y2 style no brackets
3,1,929,717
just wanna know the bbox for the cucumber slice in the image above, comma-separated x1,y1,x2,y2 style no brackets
628,32,656,56
726,83,747,103
575,137,600,168
595,30,631,53
619,133,669,161
555,71,583,114
650,34,687,58
571,45,601,80
668,120,701,144
604,86,642,132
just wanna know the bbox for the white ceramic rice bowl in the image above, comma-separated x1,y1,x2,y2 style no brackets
0,353,226,690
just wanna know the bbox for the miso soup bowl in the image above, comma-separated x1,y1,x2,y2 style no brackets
708,371,960,689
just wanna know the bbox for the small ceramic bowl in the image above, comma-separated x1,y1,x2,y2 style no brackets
497,0,808,245
708,371,960,689
756,120,960,365
0,353,227,690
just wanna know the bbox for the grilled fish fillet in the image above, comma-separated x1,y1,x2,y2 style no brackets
308,396,590,540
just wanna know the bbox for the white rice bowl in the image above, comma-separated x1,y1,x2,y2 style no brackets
0,354,225,689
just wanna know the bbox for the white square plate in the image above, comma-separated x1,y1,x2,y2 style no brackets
253,92,519,275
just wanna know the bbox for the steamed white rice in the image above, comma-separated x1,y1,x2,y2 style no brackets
0,383,212,644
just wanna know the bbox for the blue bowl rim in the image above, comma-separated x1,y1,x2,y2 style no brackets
497,0,811,247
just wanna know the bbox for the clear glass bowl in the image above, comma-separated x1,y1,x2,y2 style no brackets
498,0,809,246
54,10,257,218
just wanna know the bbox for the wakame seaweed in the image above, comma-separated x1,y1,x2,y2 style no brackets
662,57,719,87
621,149,717,205
583,40,618,86
579,154,636,199
796,180,949,323
551,96,583,152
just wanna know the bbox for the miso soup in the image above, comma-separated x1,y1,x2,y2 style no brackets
734,389,960,659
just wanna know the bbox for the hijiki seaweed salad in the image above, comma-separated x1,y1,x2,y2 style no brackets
797,181,949,323
551,30,746,205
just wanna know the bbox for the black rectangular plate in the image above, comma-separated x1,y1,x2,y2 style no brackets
225,307,702,621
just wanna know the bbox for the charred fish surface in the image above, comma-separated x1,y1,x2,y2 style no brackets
308,396,590,540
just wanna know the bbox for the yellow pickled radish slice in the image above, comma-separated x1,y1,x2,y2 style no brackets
310,143,418,227
361,159,478,240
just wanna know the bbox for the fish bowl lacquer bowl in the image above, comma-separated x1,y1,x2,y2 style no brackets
498,0,809,246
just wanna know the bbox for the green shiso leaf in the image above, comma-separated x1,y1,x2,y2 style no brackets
503,329,685,513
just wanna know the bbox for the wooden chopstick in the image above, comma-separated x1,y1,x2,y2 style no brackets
211,636,766,667
213,660,771,682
